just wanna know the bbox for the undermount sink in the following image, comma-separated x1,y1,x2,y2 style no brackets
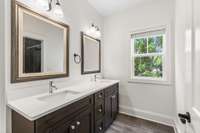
37,91,79,103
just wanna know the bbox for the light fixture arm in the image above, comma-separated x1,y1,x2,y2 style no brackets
56,0,61,5
48,0,53,11
48,0,62,11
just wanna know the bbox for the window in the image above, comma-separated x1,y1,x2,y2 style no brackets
131,28,166,80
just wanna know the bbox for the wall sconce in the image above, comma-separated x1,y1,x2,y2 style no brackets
48,0,64,18
86,24,101,39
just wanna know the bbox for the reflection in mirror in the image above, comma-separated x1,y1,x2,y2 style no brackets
23,37,43,73
81,33,101,74
20,10,66,75
11,2,69,82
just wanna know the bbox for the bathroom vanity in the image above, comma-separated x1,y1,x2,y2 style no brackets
8,1,118,133
8,80,119,133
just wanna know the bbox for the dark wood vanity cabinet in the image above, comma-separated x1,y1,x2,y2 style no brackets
94,90,105,133
12,83,119,133
12,96,94,133
94,84,119,133
47,107,93,133
105,84,119,129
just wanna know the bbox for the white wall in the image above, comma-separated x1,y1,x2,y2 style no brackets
0,0,6,132
4,0,103,133
103,0,175,125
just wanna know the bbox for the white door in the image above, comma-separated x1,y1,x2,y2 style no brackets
186,0,200,132
175,0,200,132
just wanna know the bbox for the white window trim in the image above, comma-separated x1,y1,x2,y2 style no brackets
129,25,172,85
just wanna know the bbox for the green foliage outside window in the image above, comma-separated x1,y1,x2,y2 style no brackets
133,35,163,78
134,56,162,78
148,36,163,53
134,38,147,54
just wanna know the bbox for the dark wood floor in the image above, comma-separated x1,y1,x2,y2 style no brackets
105,114,175,133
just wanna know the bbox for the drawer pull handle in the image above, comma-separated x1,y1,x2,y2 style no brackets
76,121,81,126
98,108,102,113
99,127,103,131
112,95,116,99
71,125,76,130
98,93,103,98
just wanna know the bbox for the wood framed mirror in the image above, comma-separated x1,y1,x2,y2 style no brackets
11,1,70,83
81,32,101,74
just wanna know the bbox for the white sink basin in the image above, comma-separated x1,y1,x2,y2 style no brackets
37,91,79,103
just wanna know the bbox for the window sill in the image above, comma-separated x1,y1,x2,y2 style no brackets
128,78,172,86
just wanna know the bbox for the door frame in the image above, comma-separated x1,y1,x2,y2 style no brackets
0,0,6,133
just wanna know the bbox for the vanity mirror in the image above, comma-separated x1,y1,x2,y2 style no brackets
81,32,101,74
11,1,69,83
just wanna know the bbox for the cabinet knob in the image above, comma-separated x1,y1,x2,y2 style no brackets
112,95,116,99
71,125,76,130
98,93,103,98
98,108,102,113
76,121,81,126
99,127,103,131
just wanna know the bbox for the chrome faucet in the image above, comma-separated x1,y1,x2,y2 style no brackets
49,81,58,94
94,74,97,82
94,74,102,82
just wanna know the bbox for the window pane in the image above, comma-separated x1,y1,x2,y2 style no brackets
134,56,163,78
134,38,147,54
148,36,163,53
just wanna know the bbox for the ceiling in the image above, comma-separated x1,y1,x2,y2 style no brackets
87,0,153,16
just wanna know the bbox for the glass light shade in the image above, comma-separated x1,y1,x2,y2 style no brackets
95,30,101,38
90,26,96,33
52,4,64,18
86,26,95,37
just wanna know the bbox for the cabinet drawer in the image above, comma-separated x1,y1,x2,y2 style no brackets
95,118,104,133
95,103,105,121
95,90,104,103
36,96,93,133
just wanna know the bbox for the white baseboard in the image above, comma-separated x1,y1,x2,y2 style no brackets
119,105,175,127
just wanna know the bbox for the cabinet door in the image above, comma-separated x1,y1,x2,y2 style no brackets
111,92,118,120
105,85,119,129
105,95,112,128
76,107,94,133
49,121,76,133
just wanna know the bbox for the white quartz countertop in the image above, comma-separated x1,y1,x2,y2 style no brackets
7,79,119,121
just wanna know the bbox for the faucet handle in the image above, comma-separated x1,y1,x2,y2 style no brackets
49,81,56,87
94,74,97,82
49,81,53,85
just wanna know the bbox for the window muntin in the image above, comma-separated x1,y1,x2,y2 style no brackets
131,29,166,80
